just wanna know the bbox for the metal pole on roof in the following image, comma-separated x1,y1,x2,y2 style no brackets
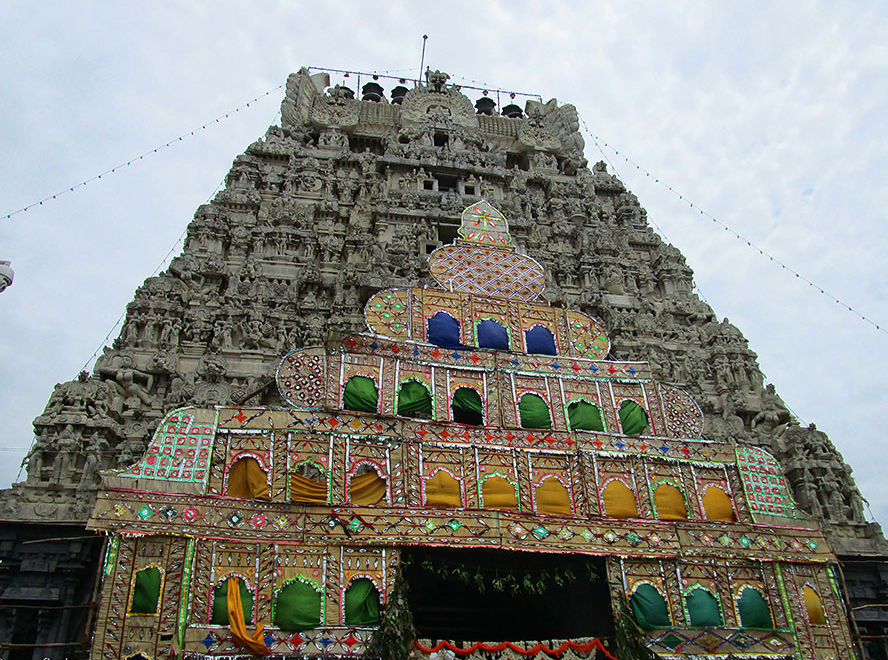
418,34,428,87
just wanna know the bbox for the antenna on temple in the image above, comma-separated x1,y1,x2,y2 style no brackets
418,34,428,87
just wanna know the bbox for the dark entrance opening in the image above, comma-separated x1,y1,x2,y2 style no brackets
403,547,613,641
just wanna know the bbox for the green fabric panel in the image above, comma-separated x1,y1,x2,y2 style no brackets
619,400,649,436
210,578,252,625
567,400,605,432
130,566,161,615
397,381,432,415
344,578,380,626
453,387,483,414
686,589,722,627
738,588,773,629
630,584,670,630
519,394,552,429
344,376,378,413
274,581,322,631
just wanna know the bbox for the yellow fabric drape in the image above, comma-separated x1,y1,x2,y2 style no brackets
425,471,462,507
654,484,688,520
482,476,518,510
602,480,638,518
227,577,269,655
290,472,327,504
227,458,269,499
803,586,826,625
702,486,736,521
349,471,386,505
535,478,572,516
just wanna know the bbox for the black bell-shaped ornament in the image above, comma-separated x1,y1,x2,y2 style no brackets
501,104,523,118
361,82,384,102
475,97,496,115
390,86,409,104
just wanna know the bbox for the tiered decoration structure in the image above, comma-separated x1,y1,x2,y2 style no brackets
88,201,855,660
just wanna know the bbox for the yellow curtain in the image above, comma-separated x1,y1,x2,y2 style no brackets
227,458,269,499
425,470,462,508
602,480,638,518
702,486,736,521
803,586,826,625
482,475,518,510
227,576,270,655
535,478,571,516
654,484,688,520
290,472,327,504
349,470,386,505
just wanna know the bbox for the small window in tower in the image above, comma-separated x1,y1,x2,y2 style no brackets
437,223,459,245
423,180,434,191
434,132,449,148
464,185,476,195
434,174,458,192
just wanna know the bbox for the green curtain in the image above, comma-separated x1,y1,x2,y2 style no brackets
452,387,483,425
619,400,648,436
519,394,552,429
686,589,722,627
397,381,432,416
344,376,378,413
274,580,322,631
567,400,605,432
629,584,670,630
211,577,252,625
344,578,380,626
738,588,773,629
130,566,162,615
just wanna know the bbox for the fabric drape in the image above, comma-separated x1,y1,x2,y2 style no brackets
654,484,688,520
686,589,722,627
524,325,557,355
481,475,518,510
349,470,386,505
425,470,462,507
397,381,432,417
273,580,322,631
452,387,483,425
227,458,269,499
567,400,605,432
344,578,380,626
702,486,736,521
427,312,462,349
738,588,773,629
343,376,378,413
602,480,638,518
211,578,253,626
619,400,648,436
227,577,270,655
535,478,571,516
130,566,161,615
477,319,510,350
519,394,552,430
803,586,826,625
290,471,328,504
630,584,670,630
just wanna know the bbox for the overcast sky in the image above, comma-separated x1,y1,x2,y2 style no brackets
1,2,886,523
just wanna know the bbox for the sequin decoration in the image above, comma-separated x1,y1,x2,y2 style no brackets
565,311,610,360
736,446,803,519
458,200,513,246
364,289,410,339
114,407,217,484
429,246,545,302
277,347,327,409
658,384,704,438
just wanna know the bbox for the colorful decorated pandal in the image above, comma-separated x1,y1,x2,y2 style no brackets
88,201,854,660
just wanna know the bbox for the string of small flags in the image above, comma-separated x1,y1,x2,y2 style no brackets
579,118,886,336
2,84,284,222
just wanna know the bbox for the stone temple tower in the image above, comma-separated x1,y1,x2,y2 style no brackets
1,67,886,659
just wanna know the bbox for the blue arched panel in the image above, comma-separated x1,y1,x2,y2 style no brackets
477,319,510,350
524,325,557,355
427,312,462,349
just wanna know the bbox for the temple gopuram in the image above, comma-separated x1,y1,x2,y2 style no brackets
2,67,885,659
